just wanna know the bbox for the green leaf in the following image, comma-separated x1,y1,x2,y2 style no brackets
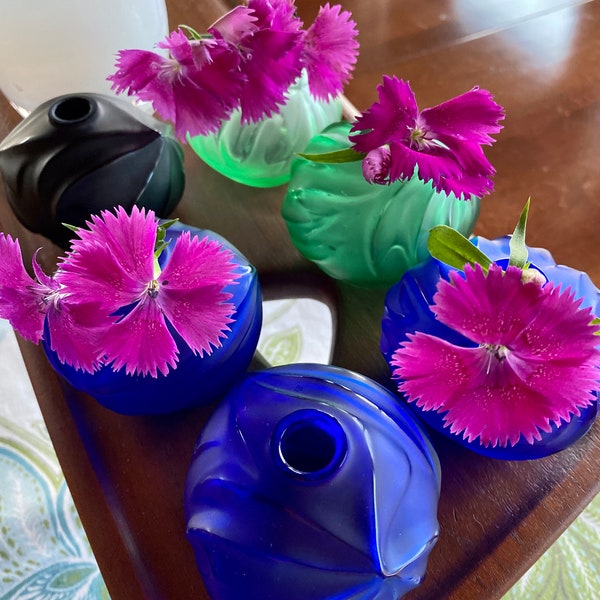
158,217,179,233
61,222,79,233
154,241,170,259
428,225,493,272
154,218,178,261
509,198,530,267
178,24,207,40
298,147,365,164
591,317,600,335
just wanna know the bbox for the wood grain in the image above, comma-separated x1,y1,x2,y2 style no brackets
1,1,599,599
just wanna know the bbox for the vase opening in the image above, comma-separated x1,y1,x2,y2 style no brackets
49,96,96,126
273,409,347,480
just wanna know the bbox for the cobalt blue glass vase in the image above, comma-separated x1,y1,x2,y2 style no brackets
184,363,441,600
42,222,262,415
381,235,600,460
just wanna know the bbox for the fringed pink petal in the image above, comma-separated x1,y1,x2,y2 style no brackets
516,284,600,361
67,206,156,277
31,249,58,291
507,285,600,425
437,136,495,178
0,235,49,342
157,232,239,355
108,48,169,98
420,87,505,146
432,171,495,200
385,142,419,184
392,333,479,412
302,3,359,100
209,5,258,44
235,0,303,123
351,76,419,153
432,264,543,346
170,39,245,139
158,232,239,290
431,138,497,197
238,29,303,122
101,298,179,378
45,301,108,373
158,287,235,357
0,286,47,343
58,243,147,310
58,207,155,310
389,141,462,189
0,234,38,287
508,354,598,427
395,335,563,447
441,382,556,447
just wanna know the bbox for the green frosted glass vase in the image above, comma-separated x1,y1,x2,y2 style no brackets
188,72,342,188
282,122,481,287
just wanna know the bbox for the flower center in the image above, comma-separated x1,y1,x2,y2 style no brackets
147,279,160,299
482,343,509,376
159,58,183,83
408,125,427,149
407,118,450,153
484,343,509,360
37,288,62,314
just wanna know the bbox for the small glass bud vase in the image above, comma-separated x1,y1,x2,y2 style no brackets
185,363,441,600
381,235,600,460
281,121,481,288
188,71,342,188
0,93,185,248
42,223,263,415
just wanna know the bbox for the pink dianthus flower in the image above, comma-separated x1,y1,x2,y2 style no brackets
108,28,244,141
0,235,106,371
350,76,505,199
109,2,359,139
57,207,240,377
392,263,600,447
211,0,305,123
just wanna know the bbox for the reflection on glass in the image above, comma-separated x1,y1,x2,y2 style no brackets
452,0,579,78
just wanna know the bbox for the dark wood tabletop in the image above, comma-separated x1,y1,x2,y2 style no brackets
1,0,599,598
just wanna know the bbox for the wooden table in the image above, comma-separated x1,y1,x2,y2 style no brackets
1,0,599,598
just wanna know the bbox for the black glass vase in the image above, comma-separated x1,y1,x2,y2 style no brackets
0,93,185,247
